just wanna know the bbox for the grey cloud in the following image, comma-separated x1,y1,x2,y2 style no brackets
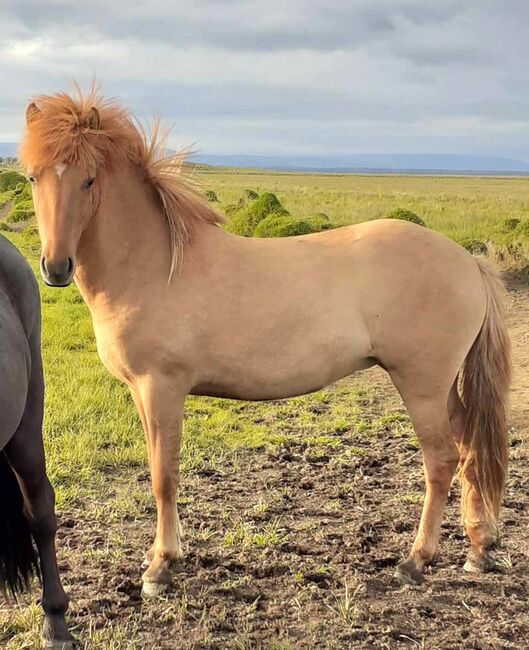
393,44,489,68
1,1,450,52
1,0,529,159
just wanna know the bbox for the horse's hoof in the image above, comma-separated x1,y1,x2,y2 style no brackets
394,563,425,586
463,553,495,574
141,580,168,598
41,639,76,650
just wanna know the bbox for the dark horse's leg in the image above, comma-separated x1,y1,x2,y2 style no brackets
5,351,74,649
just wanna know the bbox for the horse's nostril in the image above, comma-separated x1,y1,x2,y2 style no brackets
40,256,48,276
67,257,74,274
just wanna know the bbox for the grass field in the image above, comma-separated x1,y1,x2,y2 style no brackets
197,169,529,242
0,170,528,648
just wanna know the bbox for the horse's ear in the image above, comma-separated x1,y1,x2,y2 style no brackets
86,106,101,130
25,102,40,125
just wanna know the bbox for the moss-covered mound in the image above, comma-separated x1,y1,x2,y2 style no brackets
0,191,15,209
243,189,258,202
248,193,289,219
7,205,34,223
226,211,256,237
204,190,219,203
223,204,240,217
0,170,26,192
225,192,290,236
498,217,521,234
305,213,332,231
223,189,336,238
483,217,529,269
253,215,314,238
514,220,529,238
386,208,427,227
0,178,34,225
13,183,32,206
459,238,488,255
235,189,260,209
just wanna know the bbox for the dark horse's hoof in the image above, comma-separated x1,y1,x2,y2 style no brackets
41,617,77,649
41,639,76,650
394,561,426,586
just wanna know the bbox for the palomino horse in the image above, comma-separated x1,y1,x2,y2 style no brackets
0,236,73,648
21,89,511,597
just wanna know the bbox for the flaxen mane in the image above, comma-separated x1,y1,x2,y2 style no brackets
19,85,223,277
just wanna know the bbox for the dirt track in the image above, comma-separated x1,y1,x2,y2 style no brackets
38,282,528,649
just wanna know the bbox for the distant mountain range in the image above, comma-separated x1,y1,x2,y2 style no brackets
3,142,529,174
0,143,17,158
191,153,529,175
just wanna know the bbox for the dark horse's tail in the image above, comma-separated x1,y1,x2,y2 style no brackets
0,453,39,596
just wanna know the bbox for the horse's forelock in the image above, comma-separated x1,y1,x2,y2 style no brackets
19,85,224,277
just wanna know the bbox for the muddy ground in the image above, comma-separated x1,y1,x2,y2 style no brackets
4,282,529,649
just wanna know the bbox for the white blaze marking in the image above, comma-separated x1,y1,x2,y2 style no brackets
54,163,67,179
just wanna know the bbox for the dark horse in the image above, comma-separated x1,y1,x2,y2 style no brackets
0,235,73,649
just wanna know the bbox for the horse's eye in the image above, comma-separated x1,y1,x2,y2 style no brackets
83,178,95,189
28,176,36,184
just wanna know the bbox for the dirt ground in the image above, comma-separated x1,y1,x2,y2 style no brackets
38,280,527,650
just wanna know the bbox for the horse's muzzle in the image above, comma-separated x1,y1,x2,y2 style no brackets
40,256,75,287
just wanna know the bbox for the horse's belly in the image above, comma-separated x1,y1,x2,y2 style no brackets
191,333,375,400
192,357,376,400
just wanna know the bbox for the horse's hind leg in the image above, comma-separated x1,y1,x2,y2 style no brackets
394,390,460,585
5,354,73,649
447,385,497,573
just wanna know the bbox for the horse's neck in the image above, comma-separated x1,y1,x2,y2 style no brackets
74,167,173,311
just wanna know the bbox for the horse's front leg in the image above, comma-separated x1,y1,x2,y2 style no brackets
129,387,156,569
133,373,186,597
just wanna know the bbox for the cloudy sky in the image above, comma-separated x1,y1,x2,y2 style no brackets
1,0,529,160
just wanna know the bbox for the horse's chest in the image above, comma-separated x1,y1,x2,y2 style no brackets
93,328,136,386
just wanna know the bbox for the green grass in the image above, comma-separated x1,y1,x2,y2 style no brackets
197,168,529,243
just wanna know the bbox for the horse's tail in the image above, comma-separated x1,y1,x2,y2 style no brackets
0,452,39,596
460,258,511,525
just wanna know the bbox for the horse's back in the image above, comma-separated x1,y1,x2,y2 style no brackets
0,236,39,449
